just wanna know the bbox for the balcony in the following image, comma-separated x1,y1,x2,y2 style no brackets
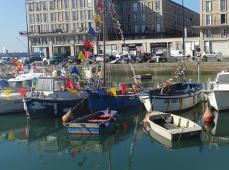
199,19,229,28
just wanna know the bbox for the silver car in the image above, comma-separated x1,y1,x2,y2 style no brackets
0,57,13,64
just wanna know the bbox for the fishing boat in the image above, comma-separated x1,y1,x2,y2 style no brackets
0,72,42,114
140,83,202,112
206,70,229,111
64,109,118,135
23,76,88,118
143,111,202,141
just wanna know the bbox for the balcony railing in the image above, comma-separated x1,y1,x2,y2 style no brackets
201,19,229,27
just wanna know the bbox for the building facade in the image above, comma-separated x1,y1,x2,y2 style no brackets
117,0,199,39
200,0,229,57
24,0,199,57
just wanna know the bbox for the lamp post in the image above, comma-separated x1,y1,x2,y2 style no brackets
182,0,185,58
25,1,31,57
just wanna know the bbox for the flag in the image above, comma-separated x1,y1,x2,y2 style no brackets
78,51,87,62
71,66,81,76
98,88,105,96
83,39,94,49
121,84,127,94
85,51,92,58
97,1,105,11
3,88,12,99
65,79,79,96
110,87,117,96
18,87,27,97
65,79,77,91
88,24,97,37
94,13,103,24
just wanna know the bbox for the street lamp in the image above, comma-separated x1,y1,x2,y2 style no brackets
182,0,185,57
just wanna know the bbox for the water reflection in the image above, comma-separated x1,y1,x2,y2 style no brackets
202,110,229,146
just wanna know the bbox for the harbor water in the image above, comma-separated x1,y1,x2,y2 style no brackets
0,71,229,170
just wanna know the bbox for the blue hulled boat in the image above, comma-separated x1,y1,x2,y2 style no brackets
23,76,88,118
87,90,142,113
64,110,118,135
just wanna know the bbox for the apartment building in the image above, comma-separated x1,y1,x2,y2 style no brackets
117,0,199,39
24,0,199,57
25,0,96,57
200,0,229,57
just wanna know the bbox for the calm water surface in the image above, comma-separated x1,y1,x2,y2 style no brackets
0,72,229,170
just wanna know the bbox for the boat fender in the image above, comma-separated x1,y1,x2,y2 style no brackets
202,104,215,122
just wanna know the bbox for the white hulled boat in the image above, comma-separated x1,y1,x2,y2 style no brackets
0,72,42,114
207,71,229,111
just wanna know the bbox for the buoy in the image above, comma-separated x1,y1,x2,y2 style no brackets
62,110,73,123
202,104,215,122
203,122,215,132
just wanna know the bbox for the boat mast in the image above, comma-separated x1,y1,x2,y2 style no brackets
103,0,106,87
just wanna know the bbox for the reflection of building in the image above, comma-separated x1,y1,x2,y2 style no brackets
199,0,229,57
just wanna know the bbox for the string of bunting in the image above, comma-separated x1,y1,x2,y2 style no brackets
160,65,185,94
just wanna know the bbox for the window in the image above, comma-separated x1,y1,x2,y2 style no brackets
134,25,138,33
206,14,211,25
65,12,70,21
205,0,211,12
50,1,55,10
72,11,77,20
88,10,93,20
80,0,84,8
133,3,138,11
43,13,48,23
156,12,161,23
221,14,226,24
88,0,92,8
50,13,56,22
133,14,137,22
64,0,69,9
206,29,212,37
58,12,63,22
141,25,146,33
156,23,160,32
155,1,160,11
220,28,227,37
220,0,227,11
80,11,85,20
43,2,47,10
142,14,145,22
72,0,77,9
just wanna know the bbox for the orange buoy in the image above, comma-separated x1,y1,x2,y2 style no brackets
202,104,215,123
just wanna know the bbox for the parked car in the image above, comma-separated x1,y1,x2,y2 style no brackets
67,56,81,64
29,56,43,63
48,56,64,65
0,57,14,65
148,52,168,63
203,51,222,62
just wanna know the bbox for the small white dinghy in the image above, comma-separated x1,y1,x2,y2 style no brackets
143,112,202,141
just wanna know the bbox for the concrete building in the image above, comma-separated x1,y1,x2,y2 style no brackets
25,0,97,57
199,0,229,57
24,0,200,57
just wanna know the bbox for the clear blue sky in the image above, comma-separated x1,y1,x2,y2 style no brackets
0,0,199,53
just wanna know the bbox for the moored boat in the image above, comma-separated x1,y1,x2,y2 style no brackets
64,109,118,135
23,76,88,118
0,72,42,114
140,83,202,112
207,71,229,111
143,111,202,141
